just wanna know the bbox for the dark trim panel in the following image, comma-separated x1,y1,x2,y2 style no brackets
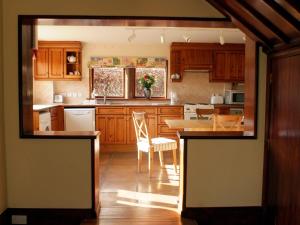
181,206,263,225
4,208,95,225
0,210,9,225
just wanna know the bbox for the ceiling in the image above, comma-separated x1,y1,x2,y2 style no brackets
207,0,300,50
37,25,245,45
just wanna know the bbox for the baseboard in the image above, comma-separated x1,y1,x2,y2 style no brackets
0,209,9,225
4,208,96,225
181,206,263,225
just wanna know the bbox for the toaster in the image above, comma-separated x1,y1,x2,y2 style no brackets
210,94,224,104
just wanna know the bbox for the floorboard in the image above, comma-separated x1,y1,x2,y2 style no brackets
81,152,196,225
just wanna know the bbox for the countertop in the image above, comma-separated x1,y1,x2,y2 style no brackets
33,102,184,111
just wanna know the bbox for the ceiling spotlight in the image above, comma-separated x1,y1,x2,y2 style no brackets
160,34,165,44
128,29,136,42
183,36,191,43
219,31,225,45
242,35,246,42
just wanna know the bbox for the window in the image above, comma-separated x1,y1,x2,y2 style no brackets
93,67,125,98
135,68,167,98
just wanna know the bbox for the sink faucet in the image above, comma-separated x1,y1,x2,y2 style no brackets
103,93,107,104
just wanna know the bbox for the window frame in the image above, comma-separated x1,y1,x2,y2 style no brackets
92,67,126,99
133,66,168,99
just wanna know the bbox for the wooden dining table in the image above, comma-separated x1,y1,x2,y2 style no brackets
165,119,244,132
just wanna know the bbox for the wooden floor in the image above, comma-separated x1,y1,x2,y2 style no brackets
81,152,196,225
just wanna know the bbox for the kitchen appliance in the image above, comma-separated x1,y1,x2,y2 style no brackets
184,103,214,120
64,108,95,131
54,94,64,103
39,112,51,131
210,94,224,104
224,90,244,104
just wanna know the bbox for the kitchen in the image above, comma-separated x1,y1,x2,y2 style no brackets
30,24,253,218
32,25,247,139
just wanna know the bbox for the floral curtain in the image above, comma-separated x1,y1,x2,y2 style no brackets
89,56,167,68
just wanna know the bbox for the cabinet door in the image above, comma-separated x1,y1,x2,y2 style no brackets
105,116,116,144
126,115,137,144
211,51,229,82
183,49,212,69
96,115,106,144
115,116,126,144
48,48,64,79
170,50,182,80
35,48,49,79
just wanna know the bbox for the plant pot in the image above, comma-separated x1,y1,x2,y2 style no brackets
144,88,151,99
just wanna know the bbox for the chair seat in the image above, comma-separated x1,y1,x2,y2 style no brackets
137,137,177,152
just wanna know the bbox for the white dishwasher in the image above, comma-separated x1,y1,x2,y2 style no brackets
64,108,95,131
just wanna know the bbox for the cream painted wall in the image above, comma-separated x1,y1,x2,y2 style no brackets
186,49,266,207
0,0,7,214
2,0,224,209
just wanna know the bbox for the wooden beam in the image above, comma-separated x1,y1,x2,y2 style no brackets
207,0,272,49
286,0,300,13
236,0,290,44
263,0,300,32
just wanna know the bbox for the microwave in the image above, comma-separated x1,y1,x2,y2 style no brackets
225,90,244,104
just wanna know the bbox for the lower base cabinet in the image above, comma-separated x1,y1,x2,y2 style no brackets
96,106,183,151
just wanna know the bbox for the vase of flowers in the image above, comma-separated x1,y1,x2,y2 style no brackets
138,74,155,99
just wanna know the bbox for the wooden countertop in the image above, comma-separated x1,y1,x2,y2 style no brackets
32,131,101,139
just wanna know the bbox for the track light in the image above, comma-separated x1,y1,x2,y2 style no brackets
183,36,191,43
128,29,136,42
160,34,165,44
219,31,225,45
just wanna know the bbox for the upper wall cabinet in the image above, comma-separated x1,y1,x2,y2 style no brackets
34,41,82,81
211,49,245,82
170,43,245,83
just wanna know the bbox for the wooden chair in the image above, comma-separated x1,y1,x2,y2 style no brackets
132,111,178,176
213,114,243,131
196,108,220,120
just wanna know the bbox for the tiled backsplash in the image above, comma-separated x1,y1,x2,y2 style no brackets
169,72,232,104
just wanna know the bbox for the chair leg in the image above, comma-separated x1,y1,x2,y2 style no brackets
148,148,154,177
159,151,164,167
137,149,142,172
172,149,177,173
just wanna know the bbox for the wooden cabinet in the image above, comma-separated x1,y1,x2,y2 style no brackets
170,43,245,82
170,50,183,81
48,48,64,79
33,111,40,131
50,106,64,131
34,41,82,81
211,50,245,82
96,107,127,144
35,48,49,79
157,106,184,138
96,106,183,149
182,49,213,70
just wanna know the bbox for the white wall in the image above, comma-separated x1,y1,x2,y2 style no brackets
185,49,266,207
0,0,7,214
2,0,223,209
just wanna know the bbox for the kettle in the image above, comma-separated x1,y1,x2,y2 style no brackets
67,56,77,63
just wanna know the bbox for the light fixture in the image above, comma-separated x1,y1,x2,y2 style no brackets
242,35,246,42
128,29,136,42
183,35,191,43
160,34,165,44
219,31,225,45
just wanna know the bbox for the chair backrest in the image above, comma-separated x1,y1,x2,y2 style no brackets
213,114,243,131
196,108,219,120
132,111,151,144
